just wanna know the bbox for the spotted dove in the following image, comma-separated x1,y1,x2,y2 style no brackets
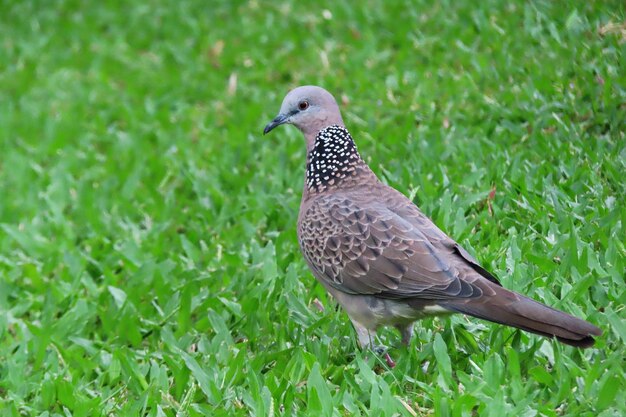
264,85,601,350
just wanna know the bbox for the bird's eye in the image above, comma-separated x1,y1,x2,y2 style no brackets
298,100,309,111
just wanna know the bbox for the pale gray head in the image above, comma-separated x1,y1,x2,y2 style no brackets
263,86,345,142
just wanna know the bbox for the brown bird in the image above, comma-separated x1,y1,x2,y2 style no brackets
264,85,601,351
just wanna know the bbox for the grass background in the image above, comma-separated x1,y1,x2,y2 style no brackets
1,0,625,416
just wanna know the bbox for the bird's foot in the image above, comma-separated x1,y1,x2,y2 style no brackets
384,352,396,368
370,345,396,368
371,345,387,356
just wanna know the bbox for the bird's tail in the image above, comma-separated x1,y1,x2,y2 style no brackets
440,285,602,348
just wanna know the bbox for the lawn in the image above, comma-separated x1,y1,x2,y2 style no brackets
0,0,624,416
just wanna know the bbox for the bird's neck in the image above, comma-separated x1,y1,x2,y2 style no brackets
304,125,372,194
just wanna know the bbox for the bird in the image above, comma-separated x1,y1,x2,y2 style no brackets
263,85,602,353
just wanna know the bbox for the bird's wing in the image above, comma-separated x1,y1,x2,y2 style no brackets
384,187,502,286
298,192,495,300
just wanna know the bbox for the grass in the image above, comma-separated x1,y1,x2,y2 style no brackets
0,0,624,415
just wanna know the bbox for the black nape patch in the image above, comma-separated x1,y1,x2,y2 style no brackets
306,125,363,191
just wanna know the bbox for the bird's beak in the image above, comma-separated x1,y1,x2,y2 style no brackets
263,113,289,135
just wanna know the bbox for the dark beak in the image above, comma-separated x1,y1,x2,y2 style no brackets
263,113,289,135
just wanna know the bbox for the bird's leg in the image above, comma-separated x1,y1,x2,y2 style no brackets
396,323,414,346
352,320,376,350
351,320,396,368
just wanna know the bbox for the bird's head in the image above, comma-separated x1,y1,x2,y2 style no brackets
263,86,345,144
